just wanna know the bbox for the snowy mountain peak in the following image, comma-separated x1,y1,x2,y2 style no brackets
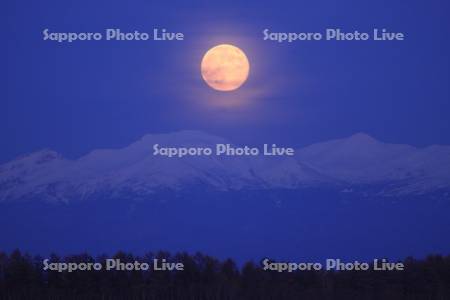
348,132,379,144
0,131,449,202
18,149,63,164
0,149,64,176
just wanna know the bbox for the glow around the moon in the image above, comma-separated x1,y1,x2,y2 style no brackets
201,44,250,92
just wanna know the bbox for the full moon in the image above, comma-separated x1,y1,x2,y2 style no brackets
201,44,250,92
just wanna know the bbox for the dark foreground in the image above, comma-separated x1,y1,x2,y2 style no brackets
1,250,449,300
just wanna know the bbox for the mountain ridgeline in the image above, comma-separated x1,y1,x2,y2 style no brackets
0,131,449,203
0,131,449,261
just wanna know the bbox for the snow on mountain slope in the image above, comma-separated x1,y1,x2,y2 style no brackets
0,150,75,201
0,131,449,202
296,133,450,194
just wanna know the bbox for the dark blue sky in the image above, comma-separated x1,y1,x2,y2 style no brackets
4,0,450,162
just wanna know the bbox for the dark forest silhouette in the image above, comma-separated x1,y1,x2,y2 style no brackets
1,250,449,300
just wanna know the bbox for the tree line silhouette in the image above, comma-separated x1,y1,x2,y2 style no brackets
1,250,449,299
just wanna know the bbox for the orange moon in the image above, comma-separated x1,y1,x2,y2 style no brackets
201,44,250,92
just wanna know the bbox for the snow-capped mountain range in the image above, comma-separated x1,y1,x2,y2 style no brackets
1,131,449,202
